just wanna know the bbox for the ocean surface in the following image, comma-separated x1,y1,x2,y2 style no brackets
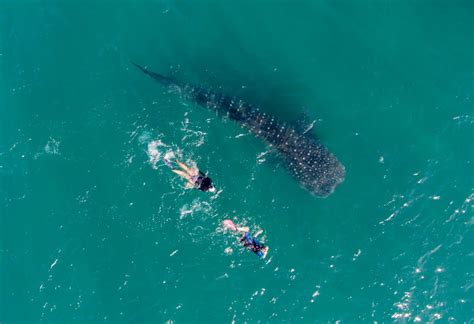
1,1,473,322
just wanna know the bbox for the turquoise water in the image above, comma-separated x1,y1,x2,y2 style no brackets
1,1,473,322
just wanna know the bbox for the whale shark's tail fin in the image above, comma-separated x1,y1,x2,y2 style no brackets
132,62,176,87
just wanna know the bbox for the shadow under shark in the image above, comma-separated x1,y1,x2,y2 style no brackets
133,63,345,197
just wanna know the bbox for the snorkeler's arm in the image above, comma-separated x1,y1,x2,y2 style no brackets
254,229,263,238
236,226,250,232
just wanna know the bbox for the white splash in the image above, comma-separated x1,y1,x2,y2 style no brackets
445,192,473,223
49,259,58,270
391,291,413,319
138,131,151,144
416,244,442,272
180,119,207,147
216,273,229,280
352,249,362,261
163,151,175,161
256,149,273,164
44,138,60,155
379,195,423,224
179,199,212,219
147,140,167,169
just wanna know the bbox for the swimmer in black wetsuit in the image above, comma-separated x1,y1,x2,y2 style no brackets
164,158,215,192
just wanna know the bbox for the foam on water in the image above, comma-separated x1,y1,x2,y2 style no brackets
44,137,60,155
146,139,167,169
178,199,210,219
180,116,207,147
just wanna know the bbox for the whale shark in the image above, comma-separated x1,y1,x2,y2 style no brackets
133,63,345,197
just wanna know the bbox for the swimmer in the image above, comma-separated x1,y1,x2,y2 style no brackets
222,220,269,258
164,157,215,192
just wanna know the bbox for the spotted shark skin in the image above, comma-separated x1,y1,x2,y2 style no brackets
133,63,345,197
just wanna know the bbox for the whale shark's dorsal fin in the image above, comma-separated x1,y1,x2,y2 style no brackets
132,62,176,87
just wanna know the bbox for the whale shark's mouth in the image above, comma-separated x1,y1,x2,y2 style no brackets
295,166,345,197
311,168,345,197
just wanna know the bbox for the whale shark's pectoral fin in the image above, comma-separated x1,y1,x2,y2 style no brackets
256,146,280,165
294,110,317,136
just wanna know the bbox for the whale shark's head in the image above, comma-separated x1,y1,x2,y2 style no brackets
281,137,345,197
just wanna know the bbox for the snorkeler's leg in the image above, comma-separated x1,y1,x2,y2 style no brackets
176,160,197,176
171,169,191,181
172,170,196,189
163,158,174,169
